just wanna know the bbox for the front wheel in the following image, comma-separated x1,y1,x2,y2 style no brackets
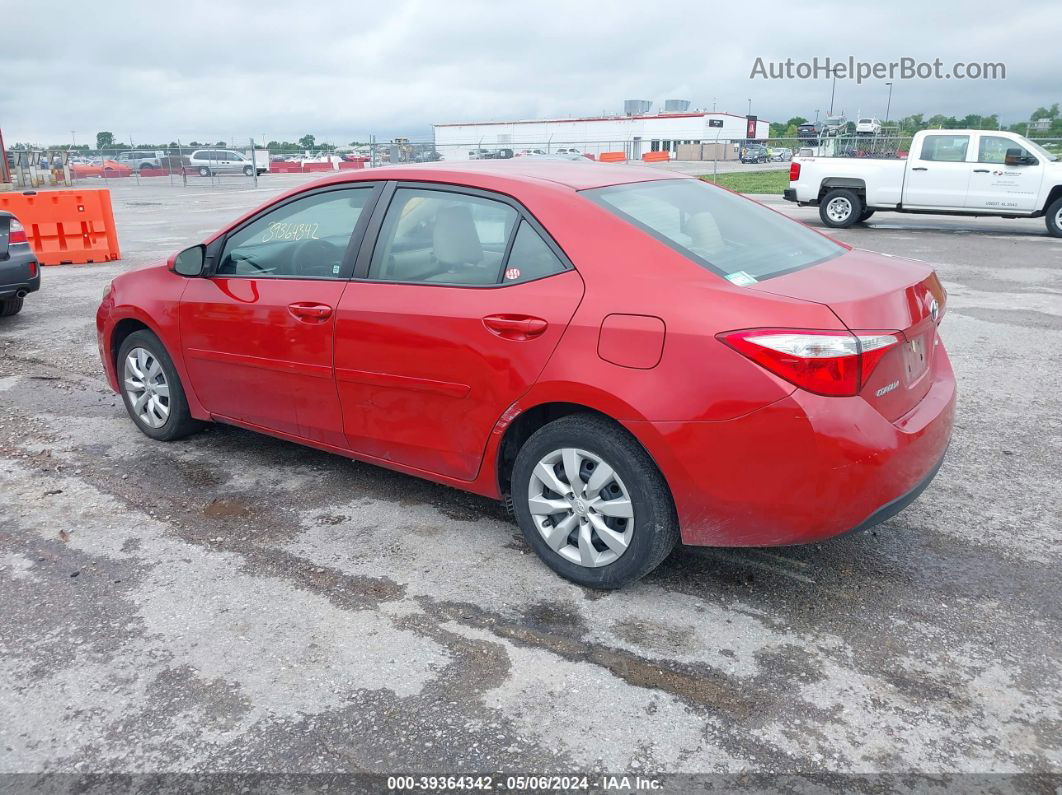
117,330,203,441
1046,197,1062,238
198,166,211,177
511,414,679,589
819,188,863,228
243,165,254,176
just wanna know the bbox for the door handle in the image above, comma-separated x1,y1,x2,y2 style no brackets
911,167,928,171
288,302,333,321
973,169,990,173
482,314,548,340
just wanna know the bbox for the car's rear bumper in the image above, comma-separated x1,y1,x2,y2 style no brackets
0,248,41,299
629,343,956,547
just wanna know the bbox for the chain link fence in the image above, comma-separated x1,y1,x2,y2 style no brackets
6,134,1060,189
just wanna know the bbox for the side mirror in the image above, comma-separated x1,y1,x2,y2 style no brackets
1005,148,1037,166
170,245,205,277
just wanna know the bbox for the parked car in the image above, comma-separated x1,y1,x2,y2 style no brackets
770,147,793,162
798,122,822,143
786,128,1062,236
0,212,40,316
515,149,547,157
822,116,848,137
856,118,882,136
71,159,132,178
187,149,266,177
740,144,768,164
97,161,955,588
115,150,164,173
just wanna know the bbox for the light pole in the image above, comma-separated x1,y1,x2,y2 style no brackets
712,97,717,112
884,82,894,124
747,98,752,116
829,72,837,116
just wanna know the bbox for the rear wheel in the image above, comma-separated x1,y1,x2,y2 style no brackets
511,414,679,589
1046,197,1062,238
117,330,202,441
0,297,23,316
819,188,862,228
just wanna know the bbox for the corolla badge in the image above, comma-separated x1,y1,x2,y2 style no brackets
876,380,900,397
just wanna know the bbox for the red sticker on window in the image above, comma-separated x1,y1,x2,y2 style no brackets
505,268,521,280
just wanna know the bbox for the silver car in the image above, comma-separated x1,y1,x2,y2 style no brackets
187,149,264,177
115,150,164,173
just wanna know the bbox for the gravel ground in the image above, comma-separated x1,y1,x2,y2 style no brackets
1,174,1059,790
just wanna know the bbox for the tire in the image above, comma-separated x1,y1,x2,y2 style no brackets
198,166,210,177
117,330,202,442
859,209,876,222
819,188,863,228
0,296,23,316
243,165,254,176
1046,197,1062,238
139,165,152,175
511,414,679,589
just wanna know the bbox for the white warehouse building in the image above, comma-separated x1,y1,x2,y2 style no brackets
432,112,770,161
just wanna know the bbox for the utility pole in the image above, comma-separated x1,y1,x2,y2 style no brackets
885,82,894,124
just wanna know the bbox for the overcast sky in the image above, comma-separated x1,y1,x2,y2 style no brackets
2,0,1059,146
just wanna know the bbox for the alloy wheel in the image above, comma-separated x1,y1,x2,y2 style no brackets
123,347,170,428
527,447,634,568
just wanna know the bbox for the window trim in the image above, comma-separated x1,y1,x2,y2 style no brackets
351,180,574,289
205,182,385,281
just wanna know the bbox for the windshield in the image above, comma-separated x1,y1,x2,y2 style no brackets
1018,135,1058,162
584,179,844,283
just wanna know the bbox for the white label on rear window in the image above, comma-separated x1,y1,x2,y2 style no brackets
725,271,758,287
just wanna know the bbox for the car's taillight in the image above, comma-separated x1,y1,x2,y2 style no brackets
8,219,27,245
717,328,903,397
28,260,38,278
789,162,801,182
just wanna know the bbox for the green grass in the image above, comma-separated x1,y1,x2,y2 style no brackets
700,169,789,194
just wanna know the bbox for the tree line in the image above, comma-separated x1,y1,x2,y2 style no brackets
768,104,1061,139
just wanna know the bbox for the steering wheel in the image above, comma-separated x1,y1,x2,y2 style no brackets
290,238,343,278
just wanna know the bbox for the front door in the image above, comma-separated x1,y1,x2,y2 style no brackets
966,134,1043,212
334,184,585,480
902,133,973,209
179,184,379,445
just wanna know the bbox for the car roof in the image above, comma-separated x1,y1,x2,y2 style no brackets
303,159,687,192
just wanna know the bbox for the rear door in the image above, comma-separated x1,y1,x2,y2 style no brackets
179,184,381,444
966,134,1042,212
902,133,973,208
333,182,585,481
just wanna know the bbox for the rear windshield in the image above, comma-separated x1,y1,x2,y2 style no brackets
584,179,843,283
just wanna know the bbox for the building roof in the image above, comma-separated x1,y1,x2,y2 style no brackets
434,112,759,128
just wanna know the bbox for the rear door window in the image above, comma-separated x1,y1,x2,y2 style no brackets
919,135,970,162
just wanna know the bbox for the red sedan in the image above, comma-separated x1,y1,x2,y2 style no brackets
96,161,955,588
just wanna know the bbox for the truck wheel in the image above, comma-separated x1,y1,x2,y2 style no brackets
820,188,863,228
0,297,24,316
859,209,876,222
1046,197,1062,238
511,414,679,589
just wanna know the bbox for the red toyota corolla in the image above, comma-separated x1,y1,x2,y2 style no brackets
97,161,955,588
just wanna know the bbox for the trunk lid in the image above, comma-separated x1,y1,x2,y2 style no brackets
751,249,946,421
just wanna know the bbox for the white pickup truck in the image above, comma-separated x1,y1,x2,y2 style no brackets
784,129,1062,237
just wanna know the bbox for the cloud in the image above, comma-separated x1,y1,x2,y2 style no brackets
2,0,1059,145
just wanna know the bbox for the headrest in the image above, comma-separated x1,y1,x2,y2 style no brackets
433,205,483,266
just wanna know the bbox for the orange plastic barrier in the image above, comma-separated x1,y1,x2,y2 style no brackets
0,189,120,266
598,151,627,162
641,151,670,162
